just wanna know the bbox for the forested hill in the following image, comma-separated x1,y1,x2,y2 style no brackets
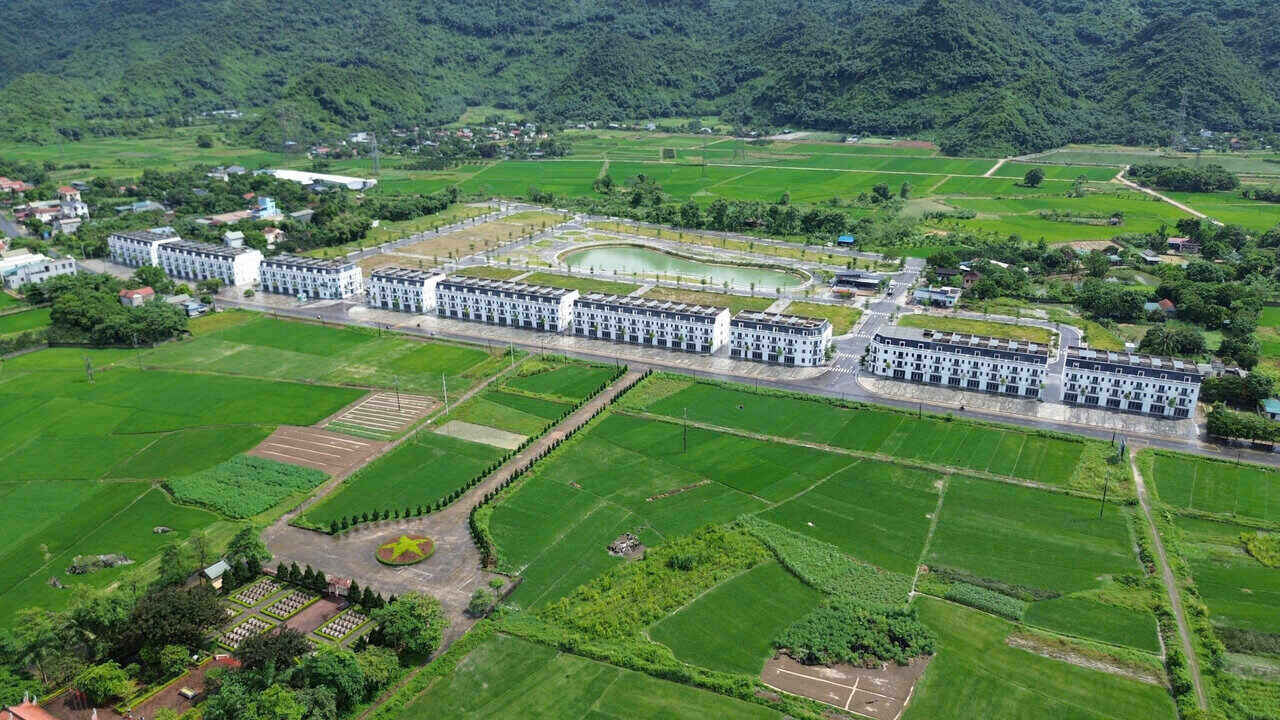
1,0,1278,155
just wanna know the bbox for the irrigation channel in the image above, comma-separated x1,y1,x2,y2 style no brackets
561,244,807,290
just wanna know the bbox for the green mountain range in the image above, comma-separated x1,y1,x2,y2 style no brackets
1,0,1278,154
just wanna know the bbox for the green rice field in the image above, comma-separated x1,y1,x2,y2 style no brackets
0,307,51,335
503,364,618,401
141,313,507,395
636,380,1089,487
1175,517,1280,636
905,598,1176,720
1147,451,1279,522
1023,597,1161,653
398,634,781,719
927,476,1138,595
649,561,821,674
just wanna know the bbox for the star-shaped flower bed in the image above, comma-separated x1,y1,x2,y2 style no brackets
375,534,436,566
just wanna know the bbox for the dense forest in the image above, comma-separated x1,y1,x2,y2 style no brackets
0,0,1278,154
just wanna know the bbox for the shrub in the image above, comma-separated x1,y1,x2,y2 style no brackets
944,582,1028,620
774,599,936,666
1241,532,1280,568
741,517,912,605
467,589,495,617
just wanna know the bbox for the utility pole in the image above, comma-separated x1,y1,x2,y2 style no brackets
394,375,401,413
370,131,380,176
442,375,449,415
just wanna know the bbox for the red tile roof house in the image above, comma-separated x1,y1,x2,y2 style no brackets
119,286,155,307
3,697,60,720
1157,298,1176,315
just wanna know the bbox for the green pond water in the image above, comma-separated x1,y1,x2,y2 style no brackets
562,245,804,289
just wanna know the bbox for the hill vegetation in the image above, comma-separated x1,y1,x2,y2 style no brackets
0,0,1277,154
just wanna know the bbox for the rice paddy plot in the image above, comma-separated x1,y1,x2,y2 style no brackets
1174,516,1280,636
0,485,218,623
106,425,273,479
398,634,782,720
442,390,569,438
1164,191,1280,232
457,160,604,198
502,364,618,401
1023,597,1161,653
298,430,505,529
641,381,1087,485
1148,452,1279,522
0,307,51,335
1000,163,1120,181
649,561,821,674
905,598,1176,720
758,460,940,574
926,476,1138,595
213,316,376,355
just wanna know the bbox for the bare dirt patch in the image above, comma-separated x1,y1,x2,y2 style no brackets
129,656,241,716
761,653,931,720
326,391,437,439
434,420,526,449
892,140,937,150
284,597,344,635
1006,633,1165,686
248,426,387,475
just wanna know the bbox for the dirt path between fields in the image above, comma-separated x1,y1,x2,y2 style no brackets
1128,449,1207,709
1115,169,1221,226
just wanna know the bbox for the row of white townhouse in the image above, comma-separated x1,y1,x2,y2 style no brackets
157,240,263,287
868,326,1049,399
867,327,1207,418
572,293,730,354
426,280,832,366
1062,347,1205,419
260,254,362,299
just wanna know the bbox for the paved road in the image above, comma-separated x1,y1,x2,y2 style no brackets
213,285,1280,471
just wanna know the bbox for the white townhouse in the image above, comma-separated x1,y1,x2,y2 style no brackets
868,326,1049,399
1062,347,1207,419
435,276,577,331
730,311,832,367
366,267,443,313
157,240,263,287
572,293,730,353
107,229,179,267
260,254,363,299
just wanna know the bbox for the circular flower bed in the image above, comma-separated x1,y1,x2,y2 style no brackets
376,534,435,566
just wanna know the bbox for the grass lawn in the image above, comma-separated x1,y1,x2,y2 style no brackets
0,293,23,310
897,313,1055,345
520,271,641,296
453,265,527,280
905,597,1176,720
299,431,505,529
783,301,862,335
649,561,822,674
399,634,781,719
640,286,775,314
1147,451,1280,523
0,307,51,335
1023,597,1161,653
927,476,1138,595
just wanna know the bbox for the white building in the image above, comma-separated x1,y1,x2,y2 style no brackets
260,254,362,299
730,311,832,366
913,286,962,308
1062,347,1206,419
572,293,730,353
0,252,77,290
367,267,443,313
265,169,377,191
436,276,577,332
867,327,1049,399
107,229,180,267
157,240,262,287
